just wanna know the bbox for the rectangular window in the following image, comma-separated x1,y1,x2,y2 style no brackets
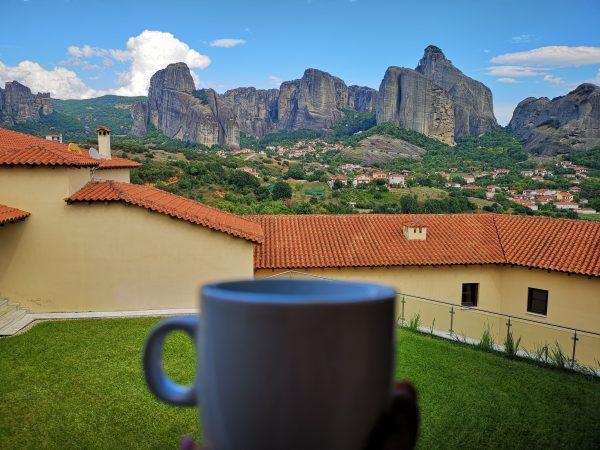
461,283,479,307
527,288,548,316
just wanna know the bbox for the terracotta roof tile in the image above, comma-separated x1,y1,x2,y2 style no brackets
248,214,506,270
67,181,263,243
0,203,29,225
80,148,141,169
0,128,98,167
495,215,600,277
248,214,600,277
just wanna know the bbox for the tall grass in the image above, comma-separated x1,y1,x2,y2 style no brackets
503,330,522,358
407,313,421,331
476,327,495,352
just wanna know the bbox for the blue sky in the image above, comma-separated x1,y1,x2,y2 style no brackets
1,0,599,124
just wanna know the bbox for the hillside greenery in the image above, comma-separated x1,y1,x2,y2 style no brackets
7,95,145,142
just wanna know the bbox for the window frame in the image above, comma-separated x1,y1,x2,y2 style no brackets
527,287,549,316
461,283,479,307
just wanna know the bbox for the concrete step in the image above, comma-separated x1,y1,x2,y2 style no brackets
0,302,17,318
0,308,27,331
0,315,34,336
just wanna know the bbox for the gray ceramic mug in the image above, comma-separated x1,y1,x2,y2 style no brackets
144,279,397,450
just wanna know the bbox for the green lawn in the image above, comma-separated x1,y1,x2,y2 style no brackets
1,318,598,449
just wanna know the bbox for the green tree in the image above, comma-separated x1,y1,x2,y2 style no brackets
272,181,293,200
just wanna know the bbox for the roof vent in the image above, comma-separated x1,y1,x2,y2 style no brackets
403,220,427,241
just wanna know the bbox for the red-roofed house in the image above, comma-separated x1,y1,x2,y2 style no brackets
0,128,259,317
0,129,599,350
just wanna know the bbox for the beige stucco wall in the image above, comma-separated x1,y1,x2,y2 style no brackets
0,167,254,312
93,168,131,183
256,265,600,365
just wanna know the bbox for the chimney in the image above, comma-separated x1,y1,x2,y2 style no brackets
96,126,111,159
403,220,427,241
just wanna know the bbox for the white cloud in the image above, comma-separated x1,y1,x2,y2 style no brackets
0,60,98,99
510,34,533,44
209,39,246,48
486,66,545,77
109,30,211,96
0,30,211,99
268,75,283,87
543,74,564,85
491,46,600,68
493,103,517,126
496,77,518,84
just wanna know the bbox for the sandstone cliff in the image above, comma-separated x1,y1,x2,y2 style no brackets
0,81,52,126
415,45,497,138
221,87,279,136
144,63,238,147
132,64,376,146
509,83,600,155
376,67,455,145
278,68,371,131
348,85,378,112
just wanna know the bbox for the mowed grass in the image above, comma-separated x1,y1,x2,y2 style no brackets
0,318,598,449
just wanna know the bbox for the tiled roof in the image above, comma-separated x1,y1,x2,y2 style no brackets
248,214,600,277
0,128,98,167
249,214,506,270
495,215,600,277
0,203,29,225
80,149,141,169
67,181,263,243
0,128,140,169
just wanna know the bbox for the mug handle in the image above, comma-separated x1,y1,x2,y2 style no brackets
143,315,198,407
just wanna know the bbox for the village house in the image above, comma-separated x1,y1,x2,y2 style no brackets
388,173,406,187
485,186,498,200
327,175,348,188
352,174,372,187
463,185,482,192
463,175,476,184
239,166,260,178
1,129,599,365
555,201,579,211
371,171,388,180
556,191,574,202
511,198,538,211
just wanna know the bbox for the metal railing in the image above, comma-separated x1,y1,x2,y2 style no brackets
266,270,600,372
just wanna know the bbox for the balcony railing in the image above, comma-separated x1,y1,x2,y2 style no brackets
266,270,600,373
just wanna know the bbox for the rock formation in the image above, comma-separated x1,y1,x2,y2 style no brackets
415,45,497,138
376,67,455,145
509,83,600,155
349,85,378,112
132,64,377,146
277,69,377,131
144,63,239,147
0,81,52,126
129,101,147,136
221,87,279,137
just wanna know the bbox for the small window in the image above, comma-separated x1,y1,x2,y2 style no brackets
461,283,479,307
527,288,548,315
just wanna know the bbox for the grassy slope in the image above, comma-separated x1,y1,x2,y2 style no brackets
1,318,598,449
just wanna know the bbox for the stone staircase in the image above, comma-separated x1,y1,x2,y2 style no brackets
0,300,30,336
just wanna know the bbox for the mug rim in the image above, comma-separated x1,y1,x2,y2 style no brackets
202,278,396,305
